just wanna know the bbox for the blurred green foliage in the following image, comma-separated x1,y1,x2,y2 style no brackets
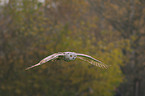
0,0,144,96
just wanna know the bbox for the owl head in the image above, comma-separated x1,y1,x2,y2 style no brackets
64,52,77,61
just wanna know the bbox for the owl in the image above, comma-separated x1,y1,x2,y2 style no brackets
25,52,109,70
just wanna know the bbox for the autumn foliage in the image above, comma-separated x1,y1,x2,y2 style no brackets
0,0,144,96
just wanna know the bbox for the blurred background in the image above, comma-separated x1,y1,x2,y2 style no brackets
0,0,144,96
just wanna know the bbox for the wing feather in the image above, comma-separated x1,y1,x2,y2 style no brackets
25,53,64,70
76,53,109,69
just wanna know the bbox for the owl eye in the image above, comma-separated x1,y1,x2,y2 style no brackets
70,55,72,57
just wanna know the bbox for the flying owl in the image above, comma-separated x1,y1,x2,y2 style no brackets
25,52,109,70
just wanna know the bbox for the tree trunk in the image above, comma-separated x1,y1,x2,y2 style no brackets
134,80,140,96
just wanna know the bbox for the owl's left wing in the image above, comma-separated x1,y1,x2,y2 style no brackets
76,53,109,69
25,52,64,70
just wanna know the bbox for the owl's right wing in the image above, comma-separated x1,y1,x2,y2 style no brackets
25,52,64,70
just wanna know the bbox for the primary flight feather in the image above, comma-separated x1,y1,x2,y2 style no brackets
25,52,109,70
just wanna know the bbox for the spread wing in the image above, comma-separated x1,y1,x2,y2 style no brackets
76,53,109,69
25,52,64,70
